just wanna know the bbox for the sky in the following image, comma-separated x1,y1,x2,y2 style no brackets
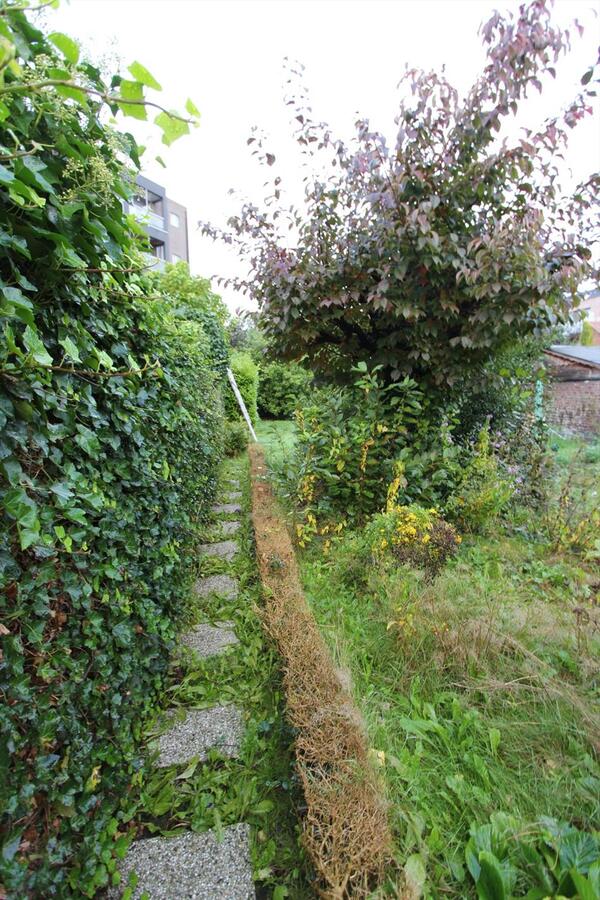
50,0,600,313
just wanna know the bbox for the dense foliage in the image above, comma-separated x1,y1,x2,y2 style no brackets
257,361,313,419
151,262,230,377
206,0,598,388
225,350,258,426
0,6,222,896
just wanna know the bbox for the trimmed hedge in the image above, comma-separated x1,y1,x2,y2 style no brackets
258,361,313,419
225,351,259,425
0,10,223,896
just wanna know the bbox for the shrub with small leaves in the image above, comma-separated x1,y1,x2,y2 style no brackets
367,504,460,576
258,361,313,419
224,419,249,456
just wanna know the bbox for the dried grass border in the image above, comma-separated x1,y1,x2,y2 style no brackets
250,445,392,898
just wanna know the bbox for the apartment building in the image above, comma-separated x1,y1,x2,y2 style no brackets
125,174,190,267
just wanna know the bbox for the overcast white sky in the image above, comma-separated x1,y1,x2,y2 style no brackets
52,0,600,312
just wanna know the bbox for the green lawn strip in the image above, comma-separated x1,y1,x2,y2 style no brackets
124,453,310,898
298,531,599,896
256,419,298,474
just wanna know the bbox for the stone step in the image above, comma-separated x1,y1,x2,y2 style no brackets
212,502,242,515
180,622,238,658
219,520,241,536
194,574,239,600
199,539,238,561
153,705,243,767
108,824,254,899
225,491,242,501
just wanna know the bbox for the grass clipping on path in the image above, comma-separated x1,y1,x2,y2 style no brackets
249,445,392,898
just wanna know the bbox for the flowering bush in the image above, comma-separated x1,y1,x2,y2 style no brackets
367,504,460,577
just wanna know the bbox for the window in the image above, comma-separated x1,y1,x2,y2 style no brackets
170,212,180,228
150,239,165,259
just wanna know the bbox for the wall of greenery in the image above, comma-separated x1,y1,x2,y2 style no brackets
0,7,222,896
257,361,313,420
225,351,259,426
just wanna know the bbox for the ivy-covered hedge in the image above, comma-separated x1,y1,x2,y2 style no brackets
225,350,259,425
258,361,313,419
151,262,230,378
0,9,222,897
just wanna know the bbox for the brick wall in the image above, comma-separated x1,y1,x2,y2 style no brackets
544,355,600,436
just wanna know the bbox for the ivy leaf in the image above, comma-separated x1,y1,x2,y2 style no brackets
59,336,81,363
48,32,79,65
155,111,189,146
23,325,53,366
0,163,15,185
128,60,162,91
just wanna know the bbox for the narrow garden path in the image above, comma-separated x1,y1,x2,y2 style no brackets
109,457,306,899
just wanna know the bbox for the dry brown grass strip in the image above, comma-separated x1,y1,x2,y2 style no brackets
249,445,392,898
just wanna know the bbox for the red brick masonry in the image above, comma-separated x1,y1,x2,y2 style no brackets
544,351,600,437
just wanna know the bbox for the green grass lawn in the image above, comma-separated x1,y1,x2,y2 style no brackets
256,419,297,472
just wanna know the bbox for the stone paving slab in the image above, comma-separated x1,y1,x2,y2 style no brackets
194,574,239,600
225,491,242,500
212,502,242,515
180,622,238,658
199,539,238,561
219,520,241,536
107,824,254,899
153,706,243,767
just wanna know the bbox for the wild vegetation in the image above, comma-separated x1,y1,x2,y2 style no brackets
241,0,600,896
260,421,600,898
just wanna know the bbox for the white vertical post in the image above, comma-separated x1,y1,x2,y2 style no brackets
227,367,258,442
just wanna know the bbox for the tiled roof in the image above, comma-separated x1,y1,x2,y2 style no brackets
546,345,600,369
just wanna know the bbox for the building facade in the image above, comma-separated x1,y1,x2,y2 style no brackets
125,174,190,267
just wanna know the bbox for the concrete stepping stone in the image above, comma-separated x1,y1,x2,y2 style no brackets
200,539,238,561
154,705,243,767
225,491,242,500
180,622,238,658
194,574,238,599
219,520,240,536
212,502,241,515
107,824,254,899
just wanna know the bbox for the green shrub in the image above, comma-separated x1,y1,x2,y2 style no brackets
258,361,313,419
581,320,594,346
366,502,460,577
0,10,221,896
290,364,472,538
151,262,230,378
225,351,258,425
445,426,513,532
224,420,249,456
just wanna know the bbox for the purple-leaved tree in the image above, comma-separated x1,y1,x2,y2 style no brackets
204,0,598,386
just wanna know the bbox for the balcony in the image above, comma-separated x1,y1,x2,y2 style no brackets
130,205,167,233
